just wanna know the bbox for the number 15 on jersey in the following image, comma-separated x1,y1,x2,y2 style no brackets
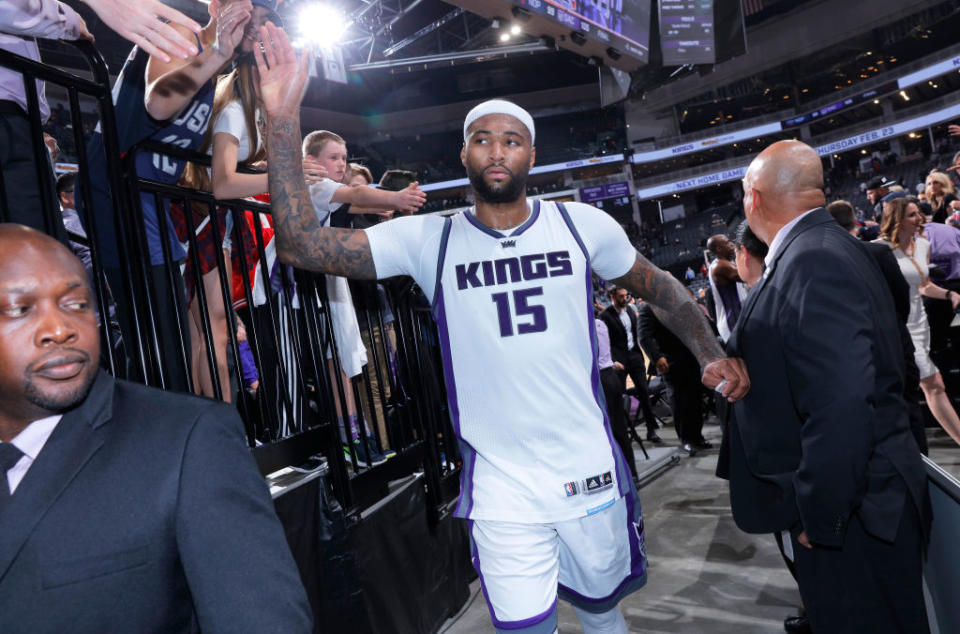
491,287,547,337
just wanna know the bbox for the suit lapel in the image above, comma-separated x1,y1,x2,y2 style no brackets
605,306,627,339
0,372,115,581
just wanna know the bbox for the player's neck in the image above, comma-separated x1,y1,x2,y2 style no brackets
474,195,530,231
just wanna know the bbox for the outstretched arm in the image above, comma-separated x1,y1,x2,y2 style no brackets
613,253,750,400
330,181,426,213
143,2,252,122
255,23,376,279
711,258,742,284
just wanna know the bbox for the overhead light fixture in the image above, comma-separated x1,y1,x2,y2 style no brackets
899,89,910,102
499,32,510,42
510,24,521,35
298,4,350,45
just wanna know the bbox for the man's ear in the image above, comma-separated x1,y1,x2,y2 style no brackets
529,146,536,170
460,144,467,167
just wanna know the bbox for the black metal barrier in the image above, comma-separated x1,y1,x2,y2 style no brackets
0,41,461,522
121,140,463,519
0,40,129,379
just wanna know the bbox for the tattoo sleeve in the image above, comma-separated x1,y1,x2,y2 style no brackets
265,114,377,279
613,252,725,368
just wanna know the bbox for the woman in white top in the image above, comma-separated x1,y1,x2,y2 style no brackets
178,6,323,403
875,197,960,445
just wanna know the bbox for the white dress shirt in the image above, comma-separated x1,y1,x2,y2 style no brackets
618,307,635,350
6,414,62,494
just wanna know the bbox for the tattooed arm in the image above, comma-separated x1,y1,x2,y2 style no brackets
255,23,377,280
613,253,750,400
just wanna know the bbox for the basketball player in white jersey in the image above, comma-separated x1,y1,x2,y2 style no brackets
253,23,749,633
706,234,748,344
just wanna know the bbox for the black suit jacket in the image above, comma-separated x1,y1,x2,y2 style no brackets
600,305,639,363
0,372,312,633
717,208,928,546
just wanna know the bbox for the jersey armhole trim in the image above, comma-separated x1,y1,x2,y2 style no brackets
556,201,591,266
432,217,453,309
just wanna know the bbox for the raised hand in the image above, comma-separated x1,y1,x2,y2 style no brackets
392,182,427,214
949,124,960,137
82,0,202,62
212,1,253,59
254,22,311,119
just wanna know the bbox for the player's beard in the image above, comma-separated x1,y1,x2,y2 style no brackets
467,163,528,204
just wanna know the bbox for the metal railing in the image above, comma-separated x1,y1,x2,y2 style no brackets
0,42,460,521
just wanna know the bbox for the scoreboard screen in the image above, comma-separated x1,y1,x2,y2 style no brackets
514,0,652,62
659,0,715,66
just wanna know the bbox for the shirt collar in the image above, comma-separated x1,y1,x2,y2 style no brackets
10,415,63,461
764,207,820,269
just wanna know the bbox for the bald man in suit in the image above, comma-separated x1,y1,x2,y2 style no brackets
717,142,930,633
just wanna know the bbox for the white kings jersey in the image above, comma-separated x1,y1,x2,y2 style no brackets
365,199,637,523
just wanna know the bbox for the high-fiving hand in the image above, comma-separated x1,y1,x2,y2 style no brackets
254,22,312,119
82,0,203,62
392,182,428,214
212,1,253,59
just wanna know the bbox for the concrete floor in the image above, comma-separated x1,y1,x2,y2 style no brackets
442,422,960,634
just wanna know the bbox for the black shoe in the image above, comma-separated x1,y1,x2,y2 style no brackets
646,432,663,444
681,443,697,456
693,439,713,449
784,614,811,634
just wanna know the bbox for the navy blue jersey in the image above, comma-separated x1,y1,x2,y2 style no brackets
78,39,216,267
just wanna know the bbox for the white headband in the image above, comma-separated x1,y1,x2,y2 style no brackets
463,99,535,145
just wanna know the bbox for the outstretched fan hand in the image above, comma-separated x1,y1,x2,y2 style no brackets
254,23,312,118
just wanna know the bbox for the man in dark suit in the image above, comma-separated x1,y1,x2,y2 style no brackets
600,286,661,443
637,300,708,456
0,224,312,633
717,142,930,633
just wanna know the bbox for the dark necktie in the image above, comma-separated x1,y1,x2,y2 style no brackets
0,442,25,515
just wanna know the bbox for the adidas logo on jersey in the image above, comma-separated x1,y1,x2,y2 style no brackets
455,251,573,290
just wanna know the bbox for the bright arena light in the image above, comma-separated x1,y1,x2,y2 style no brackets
499,32,510,42
298,4,350,46
510,24,521,35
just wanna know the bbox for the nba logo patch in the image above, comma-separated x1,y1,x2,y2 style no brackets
564,482,578,497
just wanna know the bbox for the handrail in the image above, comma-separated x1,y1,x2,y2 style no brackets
923,455,960,505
